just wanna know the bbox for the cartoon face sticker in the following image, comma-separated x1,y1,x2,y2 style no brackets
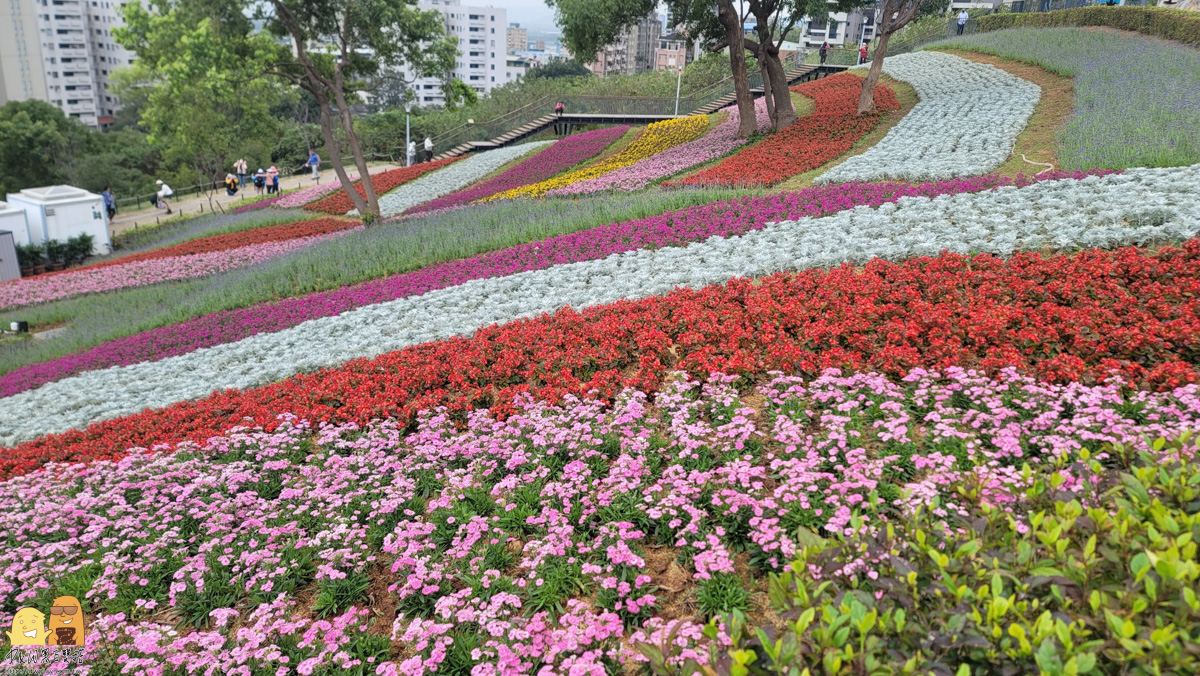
6,607,49,646
47,596,84,646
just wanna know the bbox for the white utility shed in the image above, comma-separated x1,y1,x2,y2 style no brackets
5,186,112,255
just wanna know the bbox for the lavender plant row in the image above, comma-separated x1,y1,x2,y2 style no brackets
370,142,554,217
0,173,1101,398
0,230,356,311
547,100,772,195
405,127,629,214
935,28,1200,170
818,51,1040,183
4,165,1194,445
1,370,1197,674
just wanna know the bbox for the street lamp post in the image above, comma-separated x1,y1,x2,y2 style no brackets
672,56,682,116
404,90,413,167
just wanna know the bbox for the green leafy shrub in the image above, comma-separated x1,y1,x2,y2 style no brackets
15,243,43,269
696,573,752,620
647,434,1200,675
977,7,1200,47
64,233,94,267
42,238,68,266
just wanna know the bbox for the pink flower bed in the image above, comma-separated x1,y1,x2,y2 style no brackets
548,101,771,195
405,126,629,215
0,171,1109,396
273,174,364,208
0,369,1195,673
0,230,357,310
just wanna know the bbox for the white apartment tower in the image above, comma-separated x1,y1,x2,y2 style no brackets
409,0,507,106
0,0,134,127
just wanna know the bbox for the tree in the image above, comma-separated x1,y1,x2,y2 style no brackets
255,0,458,220
0,100,88,195
115,0,281,203
856,0,944,113
525,59,593,81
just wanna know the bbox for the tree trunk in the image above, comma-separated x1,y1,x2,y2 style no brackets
332,86,379,219
314,90,367,217
759,60,775,123
857,31,892,114
718,0,757,139
762,48,797,129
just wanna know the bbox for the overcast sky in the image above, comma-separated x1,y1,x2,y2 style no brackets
493,0,669,34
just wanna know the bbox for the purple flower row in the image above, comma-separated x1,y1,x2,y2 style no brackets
549,101,770,195
0,230,356,311
0,171,1108,397
233,194,286,213
404,126,629,215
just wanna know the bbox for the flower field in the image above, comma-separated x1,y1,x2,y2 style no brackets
405,126,629,214
3,26,1200,675
818,51,1040,183
675,73,898,187
274,172,365,208
305,159,460,214
547,105,770,195
487,115,710,200
0,230,355,311
0,172,1102,398
7,165,1190,446
2,369,1197,673
371,142,554,217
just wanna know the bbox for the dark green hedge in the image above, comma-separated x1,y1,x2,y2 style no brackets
976,6,1200,47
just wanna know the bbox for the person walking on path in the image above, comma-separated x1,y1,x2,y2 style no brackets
957,10,969,35
424,136,434,163
155,180,173,214
234,158,248,187
819,42,829,65
407,140,416,167
266,166,280,194
101,187,116,221
308,149,320,179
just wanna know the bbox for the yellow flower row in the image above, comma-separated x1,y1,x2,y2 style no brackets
484,115,709,201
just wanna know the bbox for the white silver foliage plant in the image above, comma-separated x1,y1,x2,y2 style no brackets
817,51,1041,183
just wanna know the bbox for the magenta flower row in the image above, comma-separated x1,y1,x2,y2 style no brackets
548,101,770,196
404,126,630,215
0,230,356,311
0,171,1109,397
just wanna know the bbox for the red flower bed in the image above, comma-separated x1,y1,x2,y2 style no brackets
5,241,1200,480
672,73,899,187
38,218,361,277
304,159,460,214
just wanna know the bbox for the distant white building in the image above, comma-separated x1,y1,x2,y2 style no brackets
583,11,661,77
0,0,135,128
505,55,533,83
407,0,508,106
801,8,877,49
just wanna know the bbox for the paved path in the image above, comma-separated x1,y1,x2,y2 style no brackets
108,164,401,237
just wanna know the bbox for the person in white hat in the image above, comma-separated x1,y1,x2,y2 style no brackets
155,179,173,214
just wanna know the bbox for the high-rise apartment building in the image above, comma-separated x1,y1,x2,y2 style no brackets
0,0,134,128
505,22,526,54
583,11,661,77
407,0,507,106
